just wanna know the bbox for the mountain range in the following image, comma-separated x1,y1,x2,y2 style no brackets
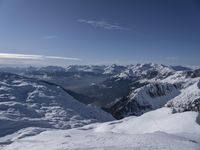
0,63,200,149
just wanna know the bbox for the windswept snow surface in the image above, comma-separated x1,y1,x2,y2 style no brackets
2,108,200,150
0,73,114,138
94,108,200,134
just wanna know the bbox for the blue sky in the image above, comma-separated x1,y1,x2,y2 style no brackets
0,0,199,66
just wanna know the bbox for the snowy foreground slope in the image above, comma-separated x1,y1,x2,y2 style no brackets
2,108,200,150
0,73,114,137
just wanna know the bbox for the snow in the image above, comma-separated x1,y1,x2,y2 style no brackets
0,64,200,149
160,71,200,87
0,73,114,138
103,64,126,75
110,68,200,118
129,82,180,109
0,127,47,145
126,63,174,76
94,108,200,134
2,108,200,150
166,80,200,112
3,131,200,150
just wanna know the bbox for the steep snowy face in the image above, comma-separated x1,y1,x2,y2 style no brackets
166,80,200,112
0,73,114,137
129,82,180,107
109,82,180,119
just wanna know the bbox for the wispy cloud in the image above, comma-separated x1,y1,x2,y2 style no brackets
42,35,58,39
0,53,81,61
77,19,129,30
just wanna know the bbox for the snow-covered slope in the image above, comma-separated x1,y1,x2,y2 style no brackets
0,73,114,137
109,82,180,118
129,83,180,109
94,108,200,134
2,108,200,150
166,80,200,112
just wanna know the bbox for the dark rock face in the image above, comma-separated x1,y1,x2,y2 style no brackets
166,98,200,113
147,83,177,98
105,83,178,119
190,98,200,112
171,65,192,71
186,69,200,78
104,96,151,119
144,70,159,79
166,80,200,113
